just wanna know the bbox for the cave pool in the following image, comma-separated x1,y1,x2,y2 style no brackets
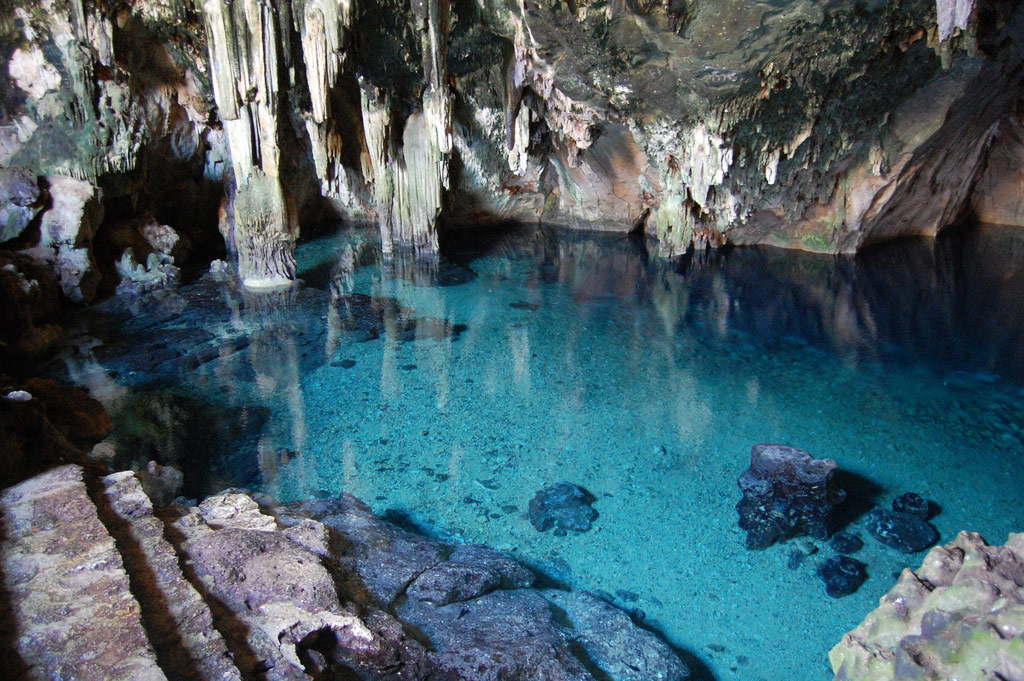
54,224,1024,681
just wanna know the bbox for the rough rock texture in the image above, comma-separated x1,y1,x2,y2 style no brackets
528,481,599,534
0,465,689,681
99,471,242,681
830,531,1024,681
0,168,42,243
0,465,166,681
867,509,940,553
817,555,868,598
736,443,847,549
272,492,689,680
0,251,62,362
1,0,1022,297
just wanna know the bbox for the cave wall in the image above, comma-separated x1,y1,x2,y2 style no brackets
0,0,1022,301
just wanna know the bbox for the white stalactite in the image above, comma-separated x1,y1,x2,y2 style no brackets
296,0,357,203
202,0,297,288
359,0,452,257
937,0,975,41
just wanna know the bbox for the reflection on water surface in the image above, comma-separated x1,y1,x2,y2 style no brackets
57,224,1024,681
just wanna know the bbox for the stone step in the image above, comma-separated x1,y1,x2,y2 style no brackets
0,465,167,681
98,471,243,681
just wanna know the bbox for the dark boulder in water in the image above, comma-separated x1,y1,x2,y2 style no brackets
528,482,598,533
736,443,847,549
867,509,939,553
892,492,932,519
817,555,867,597
830,531,864,555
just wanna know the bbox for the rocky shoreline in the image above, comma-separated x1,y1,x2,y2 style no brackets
0,464,689,681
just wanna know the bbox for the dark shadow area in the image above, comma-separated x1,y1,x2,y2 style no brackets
659,642,719,681
660,223,1024,387
438,220,538,266
832,469,885,531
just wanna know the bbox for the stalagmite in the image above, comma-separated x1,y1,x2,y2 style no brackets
202,0,297,288
233,170,299,288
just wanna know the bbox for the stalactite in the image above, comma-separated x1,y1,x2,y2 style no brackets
201,0,297,288
507,15,596,168
358,0,452,257
628,119,739,256
359,83,396,253
294,0,356,206
937,0,975,41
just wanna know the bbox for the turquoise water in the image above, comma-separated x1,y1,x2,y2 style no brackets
58,225,1024,681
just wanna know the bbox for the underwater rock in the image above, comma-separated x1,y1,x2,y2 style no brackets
736,443,846,549
279,494,447,606
892,491,933,519
867,509,939,553
407,544,535,605
831,531,1024,681
528,481,599,534
830,532,864,555
817,555,867,598
263,491,687,680
541,590,690,681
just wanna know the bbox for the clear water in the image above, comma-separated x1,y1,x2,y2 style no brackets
56,225,1024,681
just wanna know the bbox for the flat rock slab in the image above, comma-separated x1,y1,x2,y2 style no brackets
0,465,166,681
101,471,242,681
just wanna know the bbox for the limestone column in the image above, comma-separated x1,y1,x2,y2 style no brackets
203,0,297,288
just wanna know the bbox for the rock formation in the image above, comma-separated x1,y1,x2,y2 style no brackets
0,466,690,681
0,0,1021,306
830,531,1024,681
736,443,847,549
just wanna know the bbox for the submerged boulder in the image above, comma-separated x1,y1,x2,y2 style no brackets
830,531,1024,681
867,509,939,553
736,443,847,549
830,532,864,555
892,491,933,519
528,481,599,534
817,555,867,598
